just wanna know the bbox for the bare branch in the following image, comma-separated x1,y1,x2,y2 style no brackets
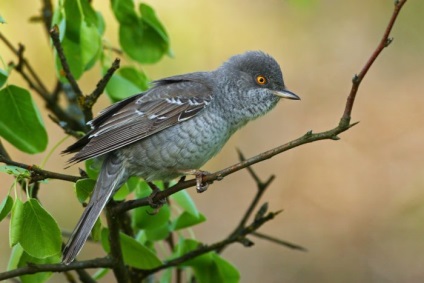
342,0,408,120
140,209,282,278
251,232,307,252
49,26,88,122
0,154,81,183
105,204,130,283
0,257,114,281
84,58,121,115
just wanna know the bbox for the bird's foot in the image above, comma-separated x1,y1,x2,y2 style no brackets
179,170,210,193
146,182,166,214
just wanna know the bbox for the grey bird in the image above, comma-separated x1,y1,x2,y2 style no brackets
62,51,300,264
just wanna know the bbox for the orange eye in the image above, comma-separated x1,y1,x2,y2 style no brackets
255,75,267,85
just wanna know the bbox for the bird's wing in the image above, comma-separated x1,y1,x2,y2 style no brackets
64,77,213,163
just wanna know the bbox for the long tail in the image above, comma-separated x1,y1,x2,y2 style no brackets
62,154,126,264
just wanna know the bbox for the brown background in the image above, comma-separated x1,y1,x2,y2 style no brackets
1,1,424,282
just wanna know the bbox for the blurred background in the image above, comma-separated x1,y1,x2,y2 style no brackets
1,0,424,282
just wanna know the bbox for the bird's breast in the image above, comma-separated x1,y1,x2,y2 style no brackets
119,111,231,181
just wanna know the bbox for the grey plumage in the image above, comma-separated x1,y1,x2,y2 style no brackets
62,51,300,264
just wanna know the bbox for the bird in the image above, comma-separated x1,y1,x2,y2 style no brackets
62,51,300,264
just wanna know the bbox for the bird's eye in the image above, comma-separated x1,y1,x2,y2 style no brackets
255,75,268,85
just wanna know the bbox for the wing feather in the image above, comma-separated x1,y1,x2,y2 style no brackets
64,75,213,163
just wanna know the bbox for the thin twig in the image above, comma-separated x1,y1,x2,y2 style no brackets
0,154,81,183
0,257,114,281
84,58,121,120
49,26,87,120
41,0,54,36
0,32,84,131
342,0,408,120
251,232,307,252
105,204,130,283
140,210,282,278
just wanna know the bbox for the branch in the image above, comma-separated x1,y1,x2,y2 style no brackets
0,32,84,131
115,0,407,214
50,26,121,124
84,58,121,113
49,25,84,115
105,204,130,283
0,257,113,281
141,209,282,278
251,232,307,252
0,155,81,183
342,0,408,119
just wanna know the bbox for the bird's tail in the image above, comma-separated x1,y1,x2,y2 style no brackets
62,154,126,264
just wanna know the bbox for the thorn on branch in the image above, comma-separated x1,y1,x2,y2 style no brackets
385,37,394,47
304,130,313,137
254,203,268,222
348,121,360,128
352,74,360,84
16,43,25,71
238,237,254,247
251,232,307,252
331,135,340,141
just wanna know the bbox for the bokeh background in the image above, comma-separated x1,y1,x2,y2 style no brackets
1,0,424,282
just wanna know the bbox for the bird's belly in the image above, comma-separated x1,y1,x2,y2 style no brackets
120,113,229,181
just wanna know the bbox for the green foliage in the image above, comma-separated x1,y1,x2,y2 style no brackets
101,228,162,269
0,195,13,222
52,0,104,80
9,199,62,258
0,1,242,282
8,244,60,283
75,178,96,203
105,66,149,101
0,68,8,88
0,85,48,153
175,239,240,283
111,0,171,64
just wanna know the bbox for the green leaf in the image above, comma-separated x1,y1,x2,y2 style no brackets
174,239,240,283
10,198,24,247
18,199,62,258
0,195,14,222
55,0,102,80
0,68,8,87
105,66,149,101
0,165,30,179
101,228,162,269
117,3,169,64
75,178,96,203
172,211,206,231
92,268,109,280
174,239,212,267
7,244,24,271
139,3,169,44
85,158,101,179
80,0,98,27
144,222,170,242
91,217,102,241
0,85,48,153
111,0,138,24
210,253,240,283
18,251,60,283
171,190,199,217
133,204,170,230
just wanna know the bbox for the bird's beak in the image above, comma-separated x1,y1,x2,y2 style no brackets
272,89,300,100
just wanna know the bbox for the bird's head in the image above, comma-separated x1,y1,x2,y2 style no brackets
215,51,300,122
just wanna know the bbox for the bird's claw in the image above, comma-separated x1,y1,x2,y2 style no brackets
194,171,210,193
147,182,166,213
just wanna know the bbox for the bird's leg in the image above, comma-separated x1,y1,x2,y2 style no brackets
146,182,166,214
179,170,210,193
